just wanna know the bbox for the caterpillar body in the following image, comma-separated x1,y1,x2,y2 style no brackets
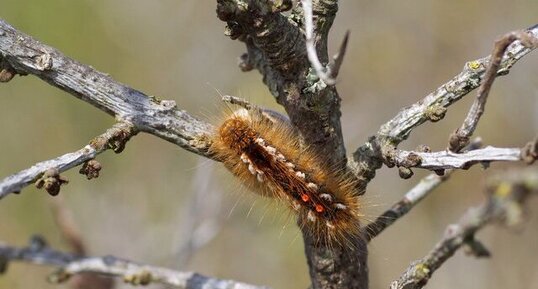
210,107,362,248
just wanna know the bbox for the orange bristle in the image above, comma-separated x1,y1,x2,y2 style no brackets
210,107,363,249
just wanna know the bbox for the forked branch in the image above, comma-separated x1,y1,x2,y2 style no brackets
0,19,213,157
378,25,538,144
391,169,538,289
0,122,136,199
352,25,538,189
301,0,349,85
363,172,452,242
364,139,483,241
449,31,538,151
1,6,537,289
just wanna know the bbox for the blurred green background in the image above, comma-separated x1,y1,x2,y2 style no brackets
1,1,537,288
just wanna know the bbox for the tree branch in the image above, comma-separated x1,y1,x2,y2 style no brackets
1,8,535,289
301,0,349,85
0,19,213,157
217,0,304,78
1,14,361,289
449,31,538,151
390,168,538,289
379,25,538,144
0,237,269,289
0,122,136,199
363,172,451,242
351,24,538,190
394,146,522,170
365,139,484,241
217,3,367,288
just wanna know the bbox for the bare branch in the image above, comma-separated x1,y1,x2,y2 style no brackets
328,31,350,80
222,95,254,110
217,1,367,281
365,139,484,241
449,31,538,151
1,7,534,289
2,15,360,289
351,24,538,189
394,146,521,170
363,172,451,242
302,0,327,80
0,19,213,157
0,237,269,289
0,122,136,199
301,0,348,85
391,169,538,289
378,25,538,143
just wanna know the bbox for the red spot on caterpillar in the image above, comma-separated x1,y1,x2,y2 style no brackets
210,107,363,249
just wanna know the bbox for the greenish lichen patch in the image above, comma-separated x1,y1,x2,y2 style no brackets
123,270,152,286
425,105,447,122
148,95,162,104
467,60,482,70
48,269,72,284
413,263,430,279
303,67,327,93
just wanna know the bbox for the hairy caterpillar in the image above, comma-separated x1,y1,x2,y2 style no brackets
210,105,362,248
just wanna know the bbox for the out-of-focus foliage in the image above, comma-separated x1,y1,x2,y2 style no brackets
0,1,537,289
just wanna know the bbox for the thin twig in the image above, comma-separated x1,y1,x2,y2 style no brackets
222,95,253,110
301,0,348,85
351,24,538,191
365,139,483,241
0,122,136,198
0,237,269,289
0,19,213,157
328,31,350,79
378,25,538,143
394,146,521,170
390,169,538,289
449,31,538,152
363,172,451,242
